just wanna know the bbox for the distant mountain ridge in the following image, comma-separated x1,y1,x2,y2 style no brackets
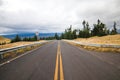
1,33,61,39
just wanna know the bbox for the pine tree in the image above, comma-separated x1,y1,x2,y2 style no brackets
14,35,21,42
79,20,90,38
92,19,107,36
54,33,59,40
111,21,117,35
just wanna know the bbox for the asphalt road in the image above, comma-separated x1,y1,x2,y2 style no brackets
60,41,120,80
0,40,120,80
0,41,58,80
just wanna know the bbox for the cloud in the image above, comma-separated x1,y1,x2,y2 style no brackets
0,26,14,33
0,0,3,6
0,0,120,34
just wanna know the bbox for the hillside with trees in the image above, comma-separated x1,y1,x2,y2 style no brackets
61,19,118,39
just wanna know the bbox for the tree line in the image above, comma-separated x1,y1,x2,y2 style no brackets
8,19,119,43
11,33,60,43
11,35,38,43
61,19,118,39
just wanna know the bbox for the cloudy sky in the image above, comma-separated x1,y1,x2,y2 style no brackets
0,0,120,34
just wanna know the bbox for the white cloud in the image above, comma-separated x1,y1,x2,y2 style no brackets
0,0,120,33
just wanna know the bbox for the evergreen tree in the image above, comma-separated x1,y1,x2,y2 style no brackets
34,35,37,41
92,19,107,36
111,21,117,35
54,33,59,40
14,35,21,42
82,20,86,29
61,33,64,39
23,37,28,41
61,19,118,40
61,25,77,39
72,29,77,39
79,20,90,38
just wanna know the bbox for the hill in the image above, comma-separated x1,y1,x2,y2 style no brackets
75,34,120,45
0,36,11,44
0,40,45,49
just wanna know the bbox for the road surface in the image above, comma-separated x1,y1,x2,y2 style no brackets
0,40,120,80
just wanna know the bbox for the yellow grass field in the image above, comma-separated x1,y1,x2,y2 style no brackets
0,36,11,44
68,34,120,52
75,34,120,45
68,42,120,53
0,36,45,49
0,42,33,49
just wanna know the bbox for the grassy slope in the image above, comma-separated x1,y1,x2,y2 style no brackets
0,36,11,44
0,40,45,49
72,34,120,52
0,36,46,49
75,34,120,45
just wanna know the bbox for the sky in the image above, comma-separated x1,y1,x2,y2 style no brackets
0,0,120,34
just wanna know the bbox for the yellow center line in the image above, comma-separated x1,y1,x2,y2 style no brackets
54,48,59,80
60,48,64,80
54,42,64,80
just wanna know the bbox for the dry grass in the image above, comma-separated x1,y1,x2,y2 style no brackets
0,40,46,49
67,40,120,53
0,41,33,49
75,34,120,45
0,36,11,44
65,34,120,53
16,48,25,53
0,40,47,61
1,43,45,59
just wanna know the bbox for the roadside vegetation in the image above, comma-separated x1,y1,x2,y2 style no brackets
75,34,120,45
68,42,120,53
61,19,118,39
62,19,120,52
0,33,60,48
0,35,48,62
65,34,120,52
0,43,46,63
0,41,33,49
0,19,119,50
0,36,11,45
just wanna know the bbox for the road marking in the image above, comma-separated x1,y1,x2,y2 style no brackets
54,49,59,80
60,49,64,80
54,42,64,80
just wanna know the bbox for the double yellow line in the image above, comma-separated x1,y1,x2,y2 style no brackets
54,43,64,80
